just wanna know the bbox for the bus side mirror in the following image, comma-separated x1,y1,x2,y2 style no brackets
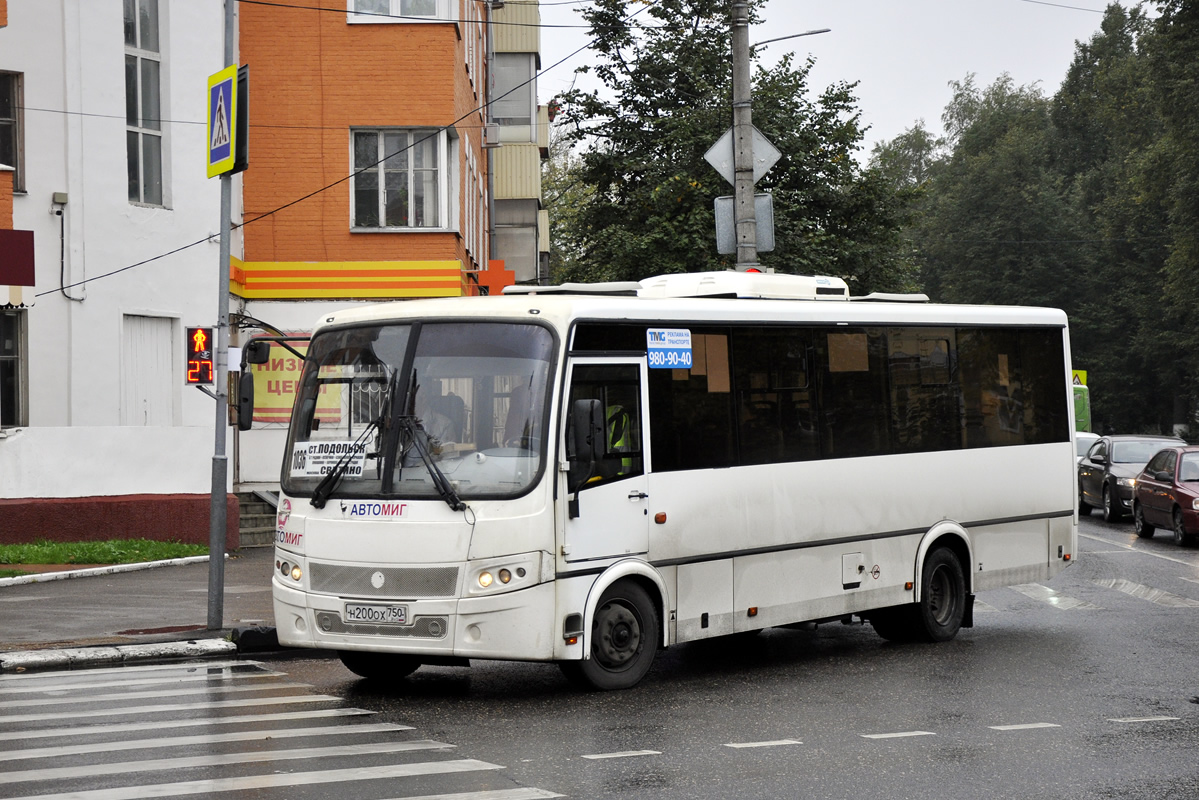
236,372,255,431
570,399,605,464
243,339,271,366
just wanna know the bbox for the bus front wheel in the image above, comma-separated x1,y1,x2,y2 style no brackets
337,650,421,681
561,581,659,691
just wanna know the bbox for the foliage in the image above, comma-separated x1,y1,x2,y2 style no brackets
549,0,919,293
870,3,1199,434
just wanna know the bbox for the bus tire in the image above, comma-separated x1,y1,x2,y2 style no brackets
914,547,966,642
337,651,421,681
563,581,659,691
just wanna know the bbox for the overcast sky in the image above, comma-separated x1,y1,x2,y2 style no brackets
536,0,1132,157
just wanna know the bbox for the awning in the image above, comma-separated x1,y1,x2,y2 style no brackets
0,228,36,307
0,284,34,307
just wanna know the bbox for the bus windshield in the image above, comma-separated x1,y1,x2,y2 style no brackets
282,321,555,502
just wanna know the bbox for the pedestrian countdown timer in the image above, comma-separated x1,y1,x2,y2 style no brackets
185,327,216,386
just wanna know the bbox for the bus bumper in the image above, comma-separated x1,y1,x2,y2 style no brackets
273,578,556,662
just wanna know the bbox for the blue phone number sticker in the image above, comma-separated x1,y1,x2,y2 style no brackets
647,329,692,369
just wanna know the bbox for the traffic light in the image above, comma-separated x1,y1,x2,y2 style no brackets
185,326,215,386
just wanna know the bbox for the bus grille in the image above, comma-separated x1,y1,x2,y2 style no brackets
315,613,449,639
308,563,459,598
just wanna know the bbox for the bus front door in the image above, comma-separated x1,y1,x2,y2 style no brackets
562,359,650,563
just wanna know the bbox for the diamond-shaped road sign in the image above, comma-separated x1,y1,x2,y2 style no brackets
704,126,782,186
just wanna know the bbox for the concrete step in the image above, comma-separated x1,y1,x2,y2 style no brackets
239,527,276,548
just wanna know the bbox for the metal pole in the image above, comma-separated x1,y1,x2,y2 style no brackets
208,0,236,631
731,1,757,269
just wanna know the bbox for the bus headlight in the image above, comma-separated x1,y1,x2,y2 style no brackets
468,553,541,596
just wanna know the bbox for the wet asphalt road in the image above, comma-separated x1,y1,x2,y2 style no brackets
253,514,1199,800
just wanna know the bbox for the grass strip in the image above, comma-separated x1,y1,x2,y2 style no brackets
0,539,209,566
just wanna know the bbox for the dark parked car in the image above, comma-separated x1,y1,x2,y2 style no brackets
1132,445,1199,546
1078,435,1185,522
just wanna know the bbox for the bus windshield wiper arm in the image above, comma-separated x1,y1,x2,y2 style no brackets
398,415,467,512
310,418,380,509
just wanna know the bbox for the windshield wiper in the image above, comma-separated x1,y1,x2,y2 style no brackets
397,415,467,512
310,418,381,509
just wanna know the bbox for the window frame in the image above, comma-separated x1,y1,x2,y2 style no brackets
0,72,25,193
347,0,450,23
125,0,164,207
350,127,454,232
0,309,28,428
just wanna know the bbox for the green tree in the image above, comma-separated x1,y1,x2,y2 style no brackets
552,0,917,293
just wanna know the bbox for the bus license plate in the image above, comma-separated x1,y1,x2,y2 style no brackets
343,602,408,625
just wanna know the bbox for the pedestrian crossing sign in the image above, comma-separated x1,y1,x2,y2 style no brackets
207,65,238,178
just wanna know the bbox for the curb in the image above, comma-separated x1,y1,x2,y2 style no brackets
0,638,238,673
0,554,226,588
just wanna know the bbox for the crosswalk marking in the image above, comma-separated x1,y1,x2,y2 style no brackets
1092,578,1199,608
973,599,999,612
0,707,378,742
5,739,457,784
0,659,255,684
1108,716,1180,723
724,739,802,748
0,680,308,709
0,667,281,696
1,759,504,800
1009,583,1101,610
860,731,935,739
0,722,411,762
0,692,340,724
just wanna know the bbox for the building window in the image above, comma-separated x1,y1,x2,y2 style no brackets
352,129,449,230
0,310,27,428
492,53,535,127
349,0,444,22
0,73,24,193
125,0,163,206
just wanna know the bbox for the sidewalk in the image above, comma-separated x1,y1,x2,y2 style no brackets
0,545,292,672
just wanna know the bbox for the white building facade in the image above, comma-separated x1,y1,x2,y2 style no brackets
0,0,237,545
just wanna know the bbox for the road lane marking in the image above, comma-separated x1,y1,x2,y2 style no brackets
4,740,456,785
0,707,378,741
1010,583,1101,610
988,723,1060,731
1080,533,1198,566
1108,716,1180,723
0,759,503,800
860,731,935,739
973,599,999,612
1091,578,1199,607
581,750,660,759
0,722,412,762
724,739,802,748
382,792,564,800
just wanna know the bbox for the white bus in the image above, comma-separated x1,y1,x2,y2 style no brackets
255,271,1078,690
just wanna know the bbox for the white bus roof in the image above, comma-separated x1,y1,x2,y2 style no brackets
312,272,1067,333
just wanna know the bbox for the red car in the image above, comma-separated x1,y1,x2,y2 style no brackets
1133,445,1199,546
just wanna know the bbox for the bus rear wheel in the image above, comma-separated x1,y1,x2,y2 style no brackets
337,651,421,681
561,581,659,691
915,547,966,642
